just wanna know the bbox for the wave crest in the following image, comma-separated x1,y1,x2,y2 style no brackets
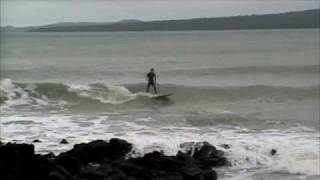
1,79,318,110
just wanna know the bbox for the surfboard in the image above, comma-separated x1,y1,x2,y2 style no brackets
152,93,173,99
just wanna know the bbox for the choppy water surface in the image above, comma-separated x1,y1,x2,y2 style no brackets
1,29,319,180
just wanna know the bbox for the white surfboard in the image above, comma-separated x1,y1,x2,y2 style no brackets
152,93,173,99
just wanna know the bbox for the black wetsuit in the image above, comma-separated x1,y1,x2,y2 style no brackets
146,72,157,94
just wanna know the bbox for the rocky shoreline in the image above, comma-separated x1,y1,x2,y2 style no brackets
0,138,228,180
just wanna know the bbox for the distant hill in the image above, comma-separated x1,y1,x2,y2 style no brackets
0,26,32,32
2,9,319,32
0,22,116,32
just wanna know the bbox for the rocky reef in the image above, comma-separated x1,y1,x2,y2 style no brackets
0,138,228,180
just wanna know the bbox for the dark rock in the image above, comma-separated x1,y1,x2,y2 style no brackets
179,142,196,151
270,149,277,156
0,143,45,180
181,167,217,180
1,138,227,180
87,140,112,161
33,139,42,143
48,172,66,180
202,170,218,180
220,144,230,149
79,163,110,178
176,151,197,165
65,142,94,163
140,152,184,171
119,161,151,179
48,168,69,180
43,152,56,160
78,163,128,180
0,142,35,162
181,167,202,177
192,142,218,159
55,139,132,175
126,177,142,180
56,153,82,174
201,157,228,167
184,141,228,167
108,138,132,158
60,139,68,144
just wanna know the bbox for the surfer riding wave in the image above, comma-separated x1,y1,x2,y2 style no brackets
146,68,158,94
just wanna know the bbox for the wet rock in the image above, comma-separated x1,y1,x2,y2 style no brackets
60,139,68,144
181,166,203,177
136,151,185,171
192,142,220,159
48,171,67,180
1,138,227,180
270,149,277,156
184,141,228,167
176,151,197,165
108,138,132,158
0,143,46,180
220,144,230,149
43,152,56,160
119,160,151,179
48,165,71,180
58,138,132,165
179,142,196,151
33,139,42,143
56,153,82,174
181,167,217,180
202,169,218,180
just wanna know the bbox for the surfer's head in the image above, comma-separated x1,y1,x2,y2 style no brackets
150,68,154,72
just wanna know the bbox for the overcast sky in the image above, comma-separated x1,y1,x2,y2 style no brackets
1,0,319,27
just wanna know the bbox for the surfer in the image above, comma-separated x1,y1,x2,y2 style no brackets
146,68,158,94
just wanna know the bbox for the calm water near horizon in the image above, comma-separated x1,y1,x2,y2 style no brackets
1,29,319,180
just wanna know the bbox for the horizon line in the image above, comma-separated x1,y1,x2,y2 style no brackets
1,8,319,28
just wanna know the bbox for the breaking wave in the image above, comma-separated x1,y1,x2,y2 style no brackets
0,78,319,110
0,79,156,110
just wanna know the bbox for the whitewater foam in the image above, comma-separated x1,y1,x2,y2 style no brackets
1,99,319,178
1,78,319,178
68,83,137,104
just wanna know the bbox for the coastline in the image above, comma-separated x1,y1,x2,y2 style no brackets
1,29,319,180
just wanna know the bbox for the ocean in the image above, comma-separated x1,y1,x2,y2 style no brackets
0,29,319,180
